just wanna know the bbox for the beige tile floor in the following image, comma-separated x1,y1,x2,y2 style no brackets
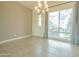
0,37,79,57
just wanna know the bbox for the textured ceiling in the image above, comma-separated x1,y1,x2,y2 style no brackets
18,1,69,10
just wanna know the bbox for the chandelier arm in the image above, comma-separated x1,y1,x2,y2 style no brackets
35,1,49,14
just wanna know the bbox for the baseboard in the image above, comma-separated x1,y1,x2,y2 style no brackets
32,35,44,39
0,34,32,44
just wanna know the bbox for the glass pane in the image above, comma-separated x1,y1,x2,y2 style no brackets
59,9,72,33
48,11,59,37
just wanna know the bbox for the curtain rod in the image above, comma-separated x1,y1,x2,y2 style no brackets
48,1,73,8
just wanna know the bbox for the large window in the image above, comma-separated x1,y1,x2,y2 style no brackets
48,8,73,40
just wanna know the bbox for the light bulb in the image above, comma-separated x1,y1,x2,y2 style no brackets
35,6,37,10
45,4,48,8
38,3,42,8
43,10,45,13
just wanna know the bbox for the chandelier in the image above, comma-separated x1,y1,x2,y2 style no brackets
35,1,49,14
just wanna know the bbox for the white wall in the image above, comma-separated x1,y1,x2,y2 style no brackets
0,2,32,41
32,10,45,37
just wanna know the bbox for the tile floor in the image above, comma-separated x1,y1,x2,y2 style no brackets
0,37,79,57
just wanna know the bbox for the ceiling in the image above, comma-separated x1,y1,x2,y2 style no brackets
18,1,69,10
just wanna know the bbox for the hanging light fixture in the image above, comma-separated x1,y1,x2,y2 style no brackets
35,1,49,14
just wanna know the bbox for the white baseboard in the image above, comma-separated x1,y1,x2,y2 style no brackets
0,34,32,44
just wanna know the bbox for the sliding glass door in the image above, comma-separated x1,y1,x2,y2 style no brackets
48,8,73,42
48,11,59,37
